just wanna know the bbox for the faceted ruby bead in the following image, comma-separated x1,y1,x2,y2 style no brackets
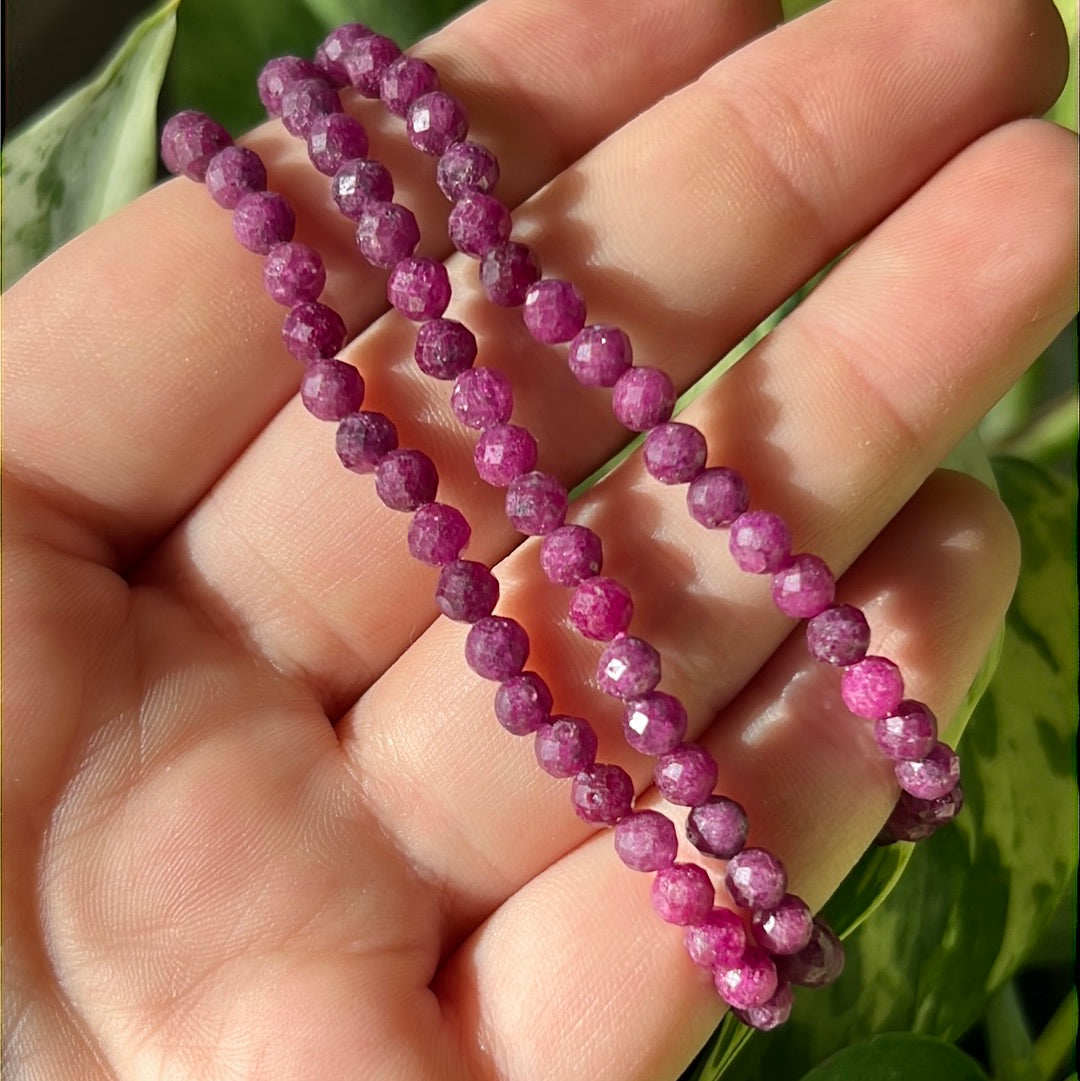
878,783,965,844
374,449,439,511
205,146,267,209
335,411,398,473
307,112,369,175
875,699,938,761
280,78,341,138
729,511,792,574
652,863,715,925
437,140,500,201
281,301,346,363
777,918,845,988
356,202,420,268
571,763,635,825
614,810,678,872
841,655,904,719
314,23,372,87
751,894,814,955
523,280,587,344
806,604,871,666
380,55,439,117
568,325,632,387
687,467,749,528
479,242,541,306
407,91,469,154
895,741,960,800
435,559,499,622
535,716,598,778
232,192,295,254
257,56,323,115
494,672,552,735
733,982,793,1031
449,193,512,258
568,576,633,641
654,743,718,806
299,359,363,420
715,947,779,1010
771,554,836,619
264,242,325,306
473,424,538,487
506,472,568,536
623,692,687,756
414,319,477,380
539,525,603,586
407,502,471,565
611,367,676,432
387,257,452,321
465,616,528,680
331,159,394,219
725,848,788,911
161,110,231,181
643,422,707,484
596,635,661,700
686,796,749,860
684,907,746,970
342,33,402,97
451,367,513,429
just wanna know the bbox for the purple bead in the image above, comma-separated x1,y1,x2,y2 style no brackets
841,655,904,719
751,894,814,955
642,422,707,484
596,635,661,699
335,411,398,473
686,796,749,860
307,113,369,175
437,140,500,201
407,502,471,566
449,193,512,258
771,554,836,619
356,202,420,268
257,57,323,115
715,947,779,1010
380,55,439,117
342,33,402,97
896,741,960,800
879,784,965,844
614,810,678,872
806,604,871,666
161,110,232,181
777,918,845,988
331,159,394,219
314,24,372,88
465,616,528,680
611,367,676,432
407,91,469,155
280,78,341,139
451,367,513,429
281,301,346,363
568,325,632,388
725,848,788,911
571,763,635,825
875,700,938,761
232,191,295,254
473,424,538,487
534,716,597,778
205,146,267,208
374,448,438,511
505,472,568,536
568,576,633,641
654,743,718,806
435,559,499,622
415,319,477,380
299,359,363,420
264,242,325,306
494,672,552,735
687,467,749,528
651,863,716,926
387,257,452,321
522,280,587,344
540,525,603,586
729,511,792,574
623,692,688,756
733,982,794,1031
479,242,541,307
684,907,747,970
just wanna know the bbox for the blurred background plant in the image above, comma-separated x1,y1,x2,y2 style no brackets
2,2,1076,1078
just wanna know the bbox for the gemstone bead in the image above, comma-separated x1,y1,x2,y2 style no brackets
806,604,871,666
571,763,635,825
729,511,792,574
613,810,678,872
407,91,469,154
414,319,477,379
374,448,439,511
771,554,836,619
654,743,718,806
342,33,402,97
611,367,676,431
506,472,568,536
642,422,707,484
451,368,514,429
264,242,325,305
494,672,552,735
356,202,420,268
448,193,512,258
307,113,369,175
777,918,845,988
874,699,938,761
687,467,749,528
380,55,439,117
539,525,603,586
280,78,341,138
435,559,499,622
473,424,538,487
437,140,500,201
623,692,688,756
534,716,598,778
651,863,715,926
407,502,470,565
733,982,794,1031
465,616,529,680
205,146,267,208
331,159,394,219
161,110,232,181
568,576,633,641
335,411,398,473
878,784,965,844
725,848,788,911
257,56,323,115
686,796,749,860
684,907,747,970
715,947,779,1010
567,325,632,387
281,301,347,363
299,359,363,420
522,280,587,344
387,257,452,321
841,655,904,719
314,24,372,87
751,894,814,955
895,741,960,800
232,192,295,254
596,635,661,699
479,242,541,306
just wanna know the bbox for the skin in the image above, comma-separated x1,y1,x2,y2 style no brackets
1,0,1076,1077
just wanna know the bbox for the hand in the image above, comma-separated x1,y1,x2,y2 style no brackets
2,0,1074,1077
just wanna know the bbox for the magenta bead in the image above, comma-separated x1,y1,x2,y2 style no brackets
282,301,346,363
414,319,477,380
568,324,632,387
614,810,678,872
684,907,747,971
652,863,716,926
335,411,397,473
264,242,325,305
407,91,468,155
205,146,267,208
307,112,369,175
356,202,420,268
299,359,363,420
435,559,499,622
280,78,341,138
522,280,587,344
437,140,500,201
232,191,295,254
449,192,512,258
568,576,633,641
841,655,904,719
506,472,568,536
539,525,603,586
729,511,792,574
474,424,538,487
771,554,836,619
733,982,794,1031
611,367,676,432
895,741,960,800
715,947,779,1010
257,56,323,115
643,422,707,484
535,716,598,778
342,33,402,97
806,604,871,666
494,672,552,735
451,367,514,429
725,848,788,911
623,692,688,756
331,159,394,218
654,743,718,806
878,784,965,844
407,502,471,565
687,467,749,528
751,894,814,956
465,616,529,680
479,242,541,306
571,763,635,825
161,110,232,181
387,257,452,321
875,700,938,761
596,635,661,699
374,448,439,511
778,918,845,988
314,24,372,88
380,55,439,117
686,796,749,860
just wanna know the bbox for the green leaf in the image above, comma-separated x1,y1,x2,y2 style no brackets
1048,0,1077,132
0,0,179,290
797,1034,990,1081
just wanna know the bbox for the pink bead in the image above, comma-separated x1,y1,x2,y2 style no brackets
435,559,499,623
686,796,748,860
522,280,587,344
314,24,372,88
878,784,965,844
777,918,845,988
874,699,938,761
415,319,477,380
733,982,794,1031
281,301,346,363
611,367,676,431
654,743,718,806
494,672,552,735
479,242,541,306
356,202,420,268
465,616,529,680
263,242,325,306
751,894,814,955
539,525,603,586
307,113,369,175
449,193,512,258
623,692,688,756
596,635,661,699
684,907,747,970
331,159,394,219
380,55,439,117
687,467,749,528
299,359,363,420
335,411,397,474
725,848,788,911
387,257,452,321
729,511,792,574
568,576,633,641
407,502,470,565
161,110,232,181
567,325,632,387
473,424,538,487
451,368,513,429
506,472,568,536
642,422,707,484
407,91,469,155
806,604,870,666
257,56,323,115
614,810,679,872
437,140,500,201
205,146,267,208
571,763,635,825
895,741,960,800
715,947,779,1010
280,78,341,138
232,192,295,254
534,716,598,778
374,449,439,511
841,655,904,719
342,33,402,97
771,554,836,619
652,863,715,925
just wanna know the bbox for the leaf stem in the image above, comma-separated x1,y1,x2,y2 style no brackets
1032,987,1078,1081
985,981,1041,1081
